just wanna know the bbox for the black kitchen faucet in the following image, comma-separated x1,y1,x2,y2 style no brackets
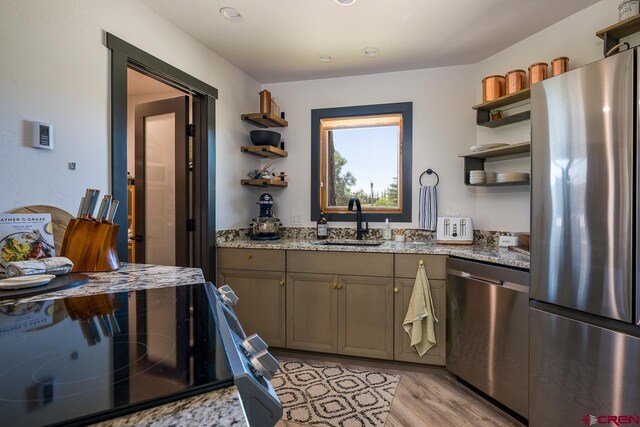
348,197,369,240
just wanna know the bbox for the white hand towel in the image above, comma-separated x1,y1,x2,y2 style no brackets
402,263,438,357
419,186,437,231
5,257,74,278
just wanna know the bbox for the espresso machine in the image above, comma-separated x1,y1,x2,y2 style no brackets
250,193,281,240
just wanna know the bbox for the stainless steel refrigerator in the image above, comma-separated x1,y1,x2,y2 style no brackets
531,48,640,425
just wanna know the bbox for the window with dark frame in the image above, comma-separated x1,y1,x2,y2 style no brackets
311,102,412,223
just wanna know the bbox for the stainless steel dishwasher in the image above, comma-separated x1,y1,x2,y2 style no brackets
446,257,529,419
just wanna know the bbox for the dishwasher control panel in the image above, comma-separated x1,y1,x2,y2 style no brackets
436,216,474,244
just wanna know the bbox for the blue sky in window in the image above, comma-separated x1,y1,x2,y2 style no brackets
332,125,399,196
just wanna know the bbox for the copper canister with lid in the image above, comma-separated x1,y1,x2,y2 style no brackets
551,57,569,77
528,62,548,86
482,75,506,102
505,69,527,94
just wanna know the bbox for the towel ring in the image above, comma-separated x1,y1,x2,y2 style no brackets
419,169,439,186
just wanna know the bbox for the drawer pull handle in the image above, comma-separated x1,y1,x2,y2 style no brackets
247,253,253,259
279,280,285,286
332,283,337,289
336,283,343,290
393,287,399,293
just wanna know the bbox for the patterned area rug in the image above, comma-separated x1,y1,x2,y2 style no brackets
272,360,401,426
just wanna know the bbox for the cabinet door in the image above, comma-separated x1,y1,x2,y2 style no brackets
286,273,338,353
394,277,446,365
218,269,286,347
337,275,394,360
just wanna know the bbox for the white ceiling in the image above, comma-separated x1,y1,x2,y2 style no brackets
139,0,599,83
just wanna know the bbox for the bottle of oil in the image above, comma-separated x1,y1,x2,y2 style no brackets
317,211,328,239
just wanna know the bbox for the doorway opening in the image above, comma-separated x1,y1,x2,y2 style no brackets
126,69,192,267
107,33,217,280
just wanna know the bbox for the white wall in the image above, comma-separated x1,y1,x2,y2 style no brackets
262,66,478,229
263,0,630,232
0,0,261,230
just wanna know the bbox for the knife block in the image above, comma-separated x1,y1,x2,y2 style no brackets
60,218,120,272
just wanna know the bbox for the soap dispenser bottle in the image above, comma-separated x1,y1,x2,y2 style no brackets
383,218,392,240
317,211,328,240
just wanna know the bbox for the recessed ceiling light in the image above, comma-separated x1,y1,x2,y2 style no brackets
362,47,380,58
219,7,243,22
317,54,334,63
335,0,357,6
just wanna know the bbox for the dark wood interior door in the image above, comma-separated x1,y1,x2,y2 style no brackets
134,96,190,266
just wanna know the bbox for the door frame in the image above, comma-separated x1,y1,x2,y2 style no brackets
106,33,217,280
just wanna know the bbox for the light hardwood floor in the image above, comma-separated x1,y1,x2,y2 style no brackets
274,356,524,427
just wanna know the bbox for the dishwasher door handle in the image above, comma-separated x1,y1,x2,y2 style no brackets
447,268,503,286
447,268,529,293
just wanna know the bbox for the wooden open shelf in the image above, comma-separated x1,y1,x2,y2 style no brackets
473,89,531,128
472,89,531,111
596,15,640,55
241,145,288,158
241,178,288,187
460,142,531,159
241,112,288,128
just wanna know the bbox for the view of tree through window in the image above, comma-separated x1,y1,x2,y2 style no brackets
321,114,402,212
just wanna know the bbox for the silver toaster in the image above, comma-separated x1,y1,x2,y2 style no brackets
436,217,474,244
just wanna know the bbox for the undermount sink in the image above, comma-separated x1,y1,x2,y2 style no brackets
314,240,383,247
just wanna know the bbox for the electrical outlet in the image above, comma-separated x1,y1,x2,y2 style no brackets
291,212,302,225
498,236,519,247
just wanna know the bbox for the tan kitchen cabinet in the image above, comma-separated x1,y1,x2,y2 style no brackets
393,254,447,366
217,248,286,347
338,275,394,359
286,272,338,353
287,251,394,360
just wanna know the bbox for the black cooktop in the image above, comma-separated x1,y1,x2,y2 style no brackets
0,283,233,427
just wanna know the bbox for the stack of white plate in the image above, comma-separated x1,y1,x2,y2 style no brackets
485,171,497,184
497,172,530,183
469,143,510,152
469,170,486,184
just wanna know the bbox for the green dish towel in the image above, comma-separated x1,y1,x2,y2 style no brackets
402,263,438,356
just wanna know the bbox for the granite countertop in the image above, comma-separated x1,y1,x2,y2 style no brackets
0,263,206,305
217,239,530,269
91,386,247,427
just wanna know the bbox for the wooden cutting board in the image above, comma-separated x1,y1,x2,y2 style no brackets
508,246,530,256
10,205,74,255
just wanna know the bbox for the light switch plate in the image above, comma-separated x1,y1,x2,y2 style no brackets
498,236,519,247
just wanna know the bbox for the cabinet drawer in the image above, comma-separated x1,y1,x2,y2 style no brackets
395,254,447,279
217,248,285,271
288,250,393,277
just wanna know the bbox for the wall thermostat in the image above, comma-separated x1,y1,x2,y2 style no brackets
32,122,53,150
